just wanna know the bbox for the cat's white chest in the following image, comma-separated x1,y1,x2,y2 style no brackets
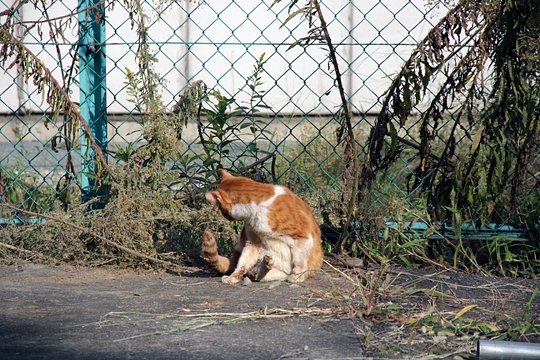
232,185,286,236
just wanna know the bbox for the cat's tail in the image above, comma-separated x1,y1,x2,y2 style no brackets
202,230,233,274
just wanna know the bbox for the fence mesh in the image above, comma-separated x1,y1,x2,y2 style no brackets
0,0,538,239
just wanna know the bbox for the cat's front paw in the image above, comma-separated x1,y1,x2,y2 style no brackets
222,274,242,284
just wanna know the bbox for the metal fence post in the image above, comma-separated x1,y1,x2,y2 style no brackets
78,0,107,203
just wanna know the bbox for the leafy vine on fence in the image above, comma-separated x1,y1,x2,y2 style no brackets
0,0,112,209
363,0,540,235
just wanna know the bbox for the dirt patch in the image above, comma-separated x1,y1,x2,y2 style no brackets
0,263,538,359
330,264,540,358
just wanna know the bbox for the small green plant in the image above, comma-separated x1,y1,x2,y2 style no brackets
235,52,273,169
199,90,244,172
173,53,273,183
113,142,139,163
482,237,540,277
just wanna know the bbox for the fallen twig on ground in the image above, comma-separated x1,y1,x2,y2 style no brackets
0,240,56,262
0,241,31,253
83,307,338,341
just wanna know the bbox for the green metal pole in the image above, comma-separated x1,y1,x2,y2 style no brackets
78,0,107,203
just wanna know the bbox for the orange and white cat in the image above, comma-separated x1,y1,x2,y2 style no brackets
202,169,323,283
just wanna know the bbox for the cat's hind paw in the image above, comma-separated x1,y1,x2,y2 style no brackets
287,272,307,283
262,255,274,270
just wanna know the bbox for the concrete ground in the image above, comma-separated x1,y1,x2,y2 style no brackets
0,264,362,360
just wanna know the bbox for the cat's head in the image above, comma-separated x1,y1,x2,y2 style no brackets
206,169,275,221
205,169,237,221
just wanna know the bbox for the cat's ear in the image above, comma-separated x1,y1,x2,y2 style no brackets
218,169,233,180
205,191,222,206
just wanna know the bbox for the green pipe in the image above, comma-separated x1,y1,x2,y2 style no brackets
78,0,108,203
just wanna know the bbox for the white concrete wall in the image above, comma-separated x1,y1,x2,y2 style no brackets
0,0,448,114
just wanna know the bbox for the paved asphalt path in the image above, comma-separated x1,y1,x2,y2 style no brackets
0,264,362,360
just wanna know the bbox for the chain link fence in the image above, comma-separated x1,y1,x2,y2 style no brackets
0,0,538,241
